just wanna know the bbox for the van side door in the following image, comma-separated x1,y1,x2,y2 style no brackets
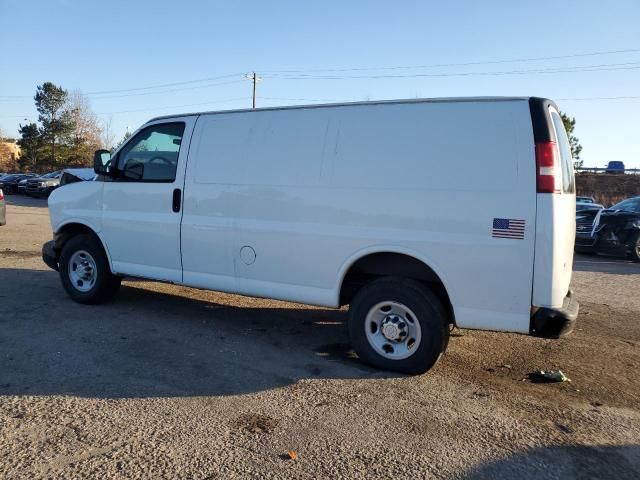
101,117,196,282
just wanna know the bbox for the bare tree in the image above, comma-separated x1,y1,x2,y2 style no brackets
100,117,116,151
66,90,102,166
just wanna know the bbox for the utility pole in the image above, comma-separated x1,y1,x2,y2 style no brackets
246,72,262,109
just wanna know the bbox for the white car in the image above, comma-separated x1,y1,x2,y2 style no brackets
43,97,578,373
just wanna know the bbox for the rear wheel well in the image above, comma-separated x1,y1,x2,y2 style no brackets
339,252,454,325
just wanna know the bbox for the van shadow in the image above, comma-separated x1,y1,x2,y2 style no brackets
0,268,394,399
573,253,639,275
463,444,640,480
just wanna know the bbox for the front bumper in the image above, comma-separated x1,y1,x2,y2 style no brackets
575,232,598,248
26,185,54,196
530,290,579,339
42,240,59,271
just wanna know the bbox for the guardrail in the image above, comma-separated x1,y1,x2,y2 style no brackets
575,167,640,174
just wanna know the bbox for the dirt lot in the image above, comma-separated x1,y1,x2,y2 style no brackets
1,195,639,479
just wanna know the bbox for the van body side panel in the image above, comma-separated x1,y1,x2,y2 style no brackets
181,100,537,333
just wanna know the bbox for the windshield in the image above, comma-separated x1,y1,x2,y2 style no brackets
610,199,640,213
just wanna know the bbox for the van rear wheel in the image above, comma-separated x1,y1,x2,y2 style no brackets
348,277,449,374
59,234,121,304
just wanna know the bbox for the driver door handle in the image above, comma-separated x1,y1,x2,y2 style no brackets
172,188,181,213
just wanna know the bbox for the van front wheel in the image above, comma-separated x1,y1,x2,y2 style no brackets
59,234,121,304
348,277,449,374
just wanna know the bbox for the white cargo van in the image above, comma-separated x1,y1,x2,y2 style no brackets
43,97,578,373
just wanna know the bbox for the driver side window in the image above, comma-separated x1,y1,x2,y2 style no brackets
117,122,185,182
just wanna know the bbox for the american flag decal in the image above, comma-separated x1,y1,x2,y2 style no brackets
492,218,525,239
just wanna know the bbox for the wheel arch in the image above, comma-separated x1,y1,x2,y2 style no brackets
336,247,456,325
54,221,114,272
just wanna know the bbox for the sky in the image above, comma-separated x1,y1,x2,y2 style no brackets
0,0,639,167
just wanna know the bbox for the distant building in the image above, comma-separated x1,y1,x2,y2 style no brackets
0,140,21,171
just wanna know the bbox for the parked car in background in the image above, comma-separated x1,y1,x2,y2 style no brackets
0,174,35,194
605,161,625,174
575,202,604,243
575,196,640,261
0,188,5,226
26,171,62,197
60,168,96,186
17,177,31,194
576,196,595,203
576,201,603,212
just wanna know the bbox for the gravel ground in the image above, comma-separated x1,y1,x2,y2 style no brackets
1,195,639,479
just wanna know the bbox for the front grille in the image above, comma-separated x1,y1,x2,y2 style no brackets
26,180,42,192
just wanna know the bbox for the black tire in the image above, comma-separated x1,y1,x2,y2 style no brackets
348,277,449,374
629,232,640,263
58,234,121,304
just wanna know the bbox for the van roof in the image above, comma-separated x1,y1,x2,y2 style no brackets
147,96,535,122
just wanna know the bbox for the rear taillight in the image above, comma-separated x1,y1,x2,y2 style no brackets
535,141,561,194
0,189,3,200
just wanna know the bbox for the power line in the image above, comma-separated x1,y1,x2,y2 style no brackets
0,75,246,100
263,47,640,74
0,97,252,118
87,79,246,100
85,73,245,95
557,95,640,101
263,61,640,80
93,96,252,115
2,47,638,100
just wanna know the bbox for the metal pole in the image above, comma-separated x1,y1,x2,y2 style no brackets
252,72,257,109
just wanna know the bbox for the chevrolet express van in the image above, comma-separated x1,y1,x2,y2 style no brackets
43,97,578,373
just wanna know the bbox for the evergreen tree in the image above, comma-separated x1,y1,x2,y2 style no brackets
560,112,583,169
34,82,74,166
17,122,44,171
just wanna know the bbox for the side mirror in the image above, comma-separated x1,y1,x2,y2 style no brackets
93,149,112,175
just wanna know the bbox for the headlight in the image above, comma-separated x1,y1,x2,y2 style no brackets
39,182,47,187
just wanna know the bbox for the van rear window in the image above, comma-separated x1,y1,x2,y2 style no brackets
550,110,575,194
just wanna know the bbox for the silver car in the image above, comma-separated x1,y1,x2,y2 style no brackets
0,188,5,226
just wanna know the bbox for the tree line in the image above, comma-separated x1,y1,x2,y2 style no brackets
8,82,127,173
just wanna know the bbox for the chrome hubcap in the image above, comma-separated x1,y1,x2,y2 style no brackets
365,301,422,360
68,250,97,292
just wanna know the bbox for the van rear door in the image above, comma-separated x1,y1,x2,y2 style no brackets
531,98,576,313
